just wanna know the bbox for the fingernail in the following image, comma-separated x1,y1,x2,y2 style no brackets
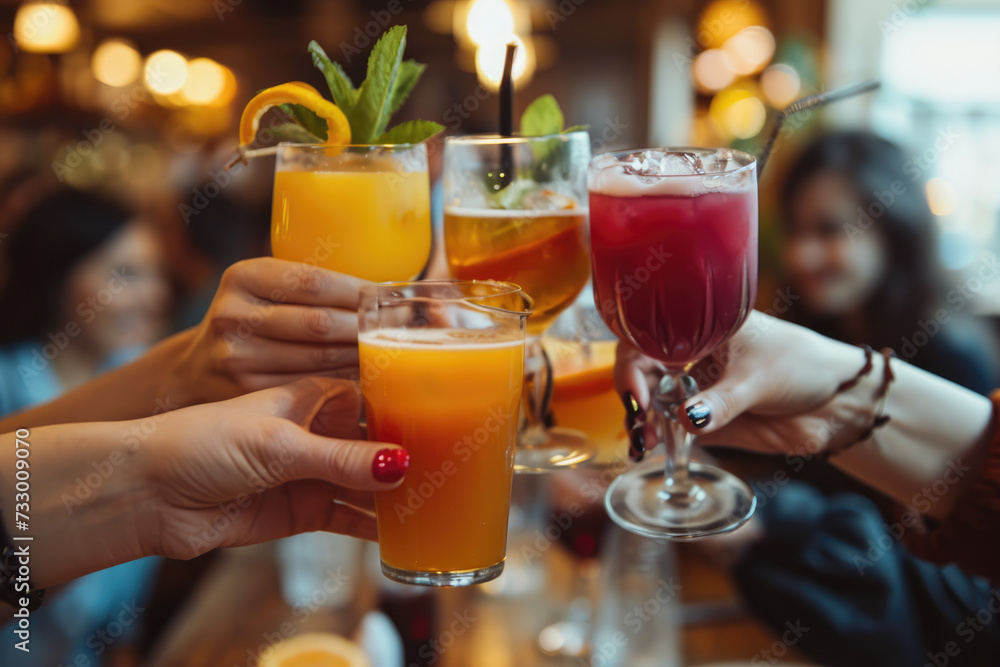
372,448,410,483
629,429,645,462
623,391,646,425
686,401,711,429
623,391,646,462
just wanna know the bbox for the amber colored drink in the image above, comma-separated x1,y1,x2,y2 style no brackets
272,170,431,282
360,329,524,575
547,339,627,464
444,207,590,335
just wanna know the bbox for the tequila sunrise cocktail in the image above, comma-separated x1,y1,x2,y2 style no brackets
359,281,531,587
271,144,431,283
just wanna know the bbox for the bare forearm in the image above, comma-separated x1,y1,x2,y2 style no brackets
0,424,149,590
831,353,994,519
0,329,196,431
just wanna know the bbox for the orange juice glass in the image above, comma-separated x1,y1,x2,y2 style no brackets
359,281,532,587
271,143,431,282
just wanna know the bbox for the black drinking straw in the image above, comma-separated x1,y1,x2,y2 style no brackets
498,42,517,187
757,79,881,178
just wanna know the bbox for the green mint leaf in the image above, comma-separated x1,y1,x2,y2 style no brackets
279,103,328,141
267,122,324,144
562,124,590,133
351,25,407,143
308,40,358,111
377,119,445,144
388,59,426,116
520,94,564,136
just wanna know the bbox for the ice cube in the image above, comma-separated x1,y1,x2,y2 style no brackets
620,150,708,177
522,188,577,211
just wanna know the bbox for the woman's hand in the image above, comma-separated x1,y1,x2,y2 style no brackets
615,311,875,457
177,257,368,403
6,378,407,589
614,310,996,517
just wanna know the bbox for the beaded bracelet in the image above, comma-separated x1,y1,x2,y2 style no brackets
822,345,896,459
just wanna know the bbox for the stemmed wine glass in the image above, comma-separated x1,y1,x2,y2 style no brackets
588,147,758,538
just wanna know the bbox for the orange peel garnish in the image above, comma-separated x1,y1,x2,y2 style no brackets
238,81,351,148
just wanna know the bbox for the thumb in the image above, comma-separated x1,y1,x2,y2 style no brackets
286,431,410,492
678,375,757,435
248,418,409,493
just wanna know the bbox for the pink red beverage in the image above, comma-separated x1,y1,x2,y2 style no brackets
589,150,757,371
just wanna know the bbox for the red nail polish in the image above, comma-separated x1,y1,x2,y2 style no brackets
372,448,410,483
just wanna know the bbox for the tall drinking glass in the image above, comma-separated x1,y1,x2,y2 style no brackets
359,280,532,586
271,143,431,282
588,148,758,539
444,133,594,471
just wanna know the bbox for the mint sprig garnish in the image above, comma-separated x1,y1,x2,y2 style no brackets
519,94,589,136
306,26,443,145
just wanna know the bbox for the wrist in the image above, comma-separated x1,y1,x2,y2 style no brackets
821,342,883,452
157,328,202,409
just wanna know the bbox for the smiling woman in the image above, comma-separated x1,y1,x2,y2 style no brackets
779,131,1000,395
0,188,171,409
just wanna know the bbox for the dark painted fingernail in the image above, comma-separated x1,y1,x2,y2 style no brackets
686,401,711,429
372,448,410,483
623,391,646,462
629,429,645,462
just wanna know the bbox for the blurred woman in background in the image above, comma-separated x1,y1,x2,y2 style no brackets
0,186,171,666
779,131,998,392
0,187,172,412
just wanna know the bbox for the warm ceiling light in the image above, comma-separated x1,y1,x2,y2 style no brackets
91,39,142,87
13,2,81,54
696,0,768,49
466,0,516,46
722,26,775,76
475,35,534,91
693,49,736,93
709,88,767,140
180,58,226,105
760,63,801,108
144,50,188,95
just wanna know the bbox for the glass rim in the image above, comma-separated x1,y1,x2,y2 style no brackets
590,147,757,178
275,141,427,151
360,279,534,316
445,131,590,147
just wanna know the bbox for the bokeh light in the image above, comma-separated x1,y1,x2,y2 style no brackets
144,50,188,95
722,26,775,76
710,88,767,140
466,0,515,45
693,49,737,93
180,58,227,105
927,178,959,216
760,63,801,108
91,39,142,88
475,35,534,91
14,2,80,54
696,0,768,49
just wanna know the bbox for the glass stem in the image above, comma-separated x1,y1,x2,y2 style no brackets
521,336,553,446
655,372,704,505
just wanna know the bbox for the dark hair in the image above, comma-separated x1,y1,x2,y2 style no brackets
0,188,133,344
780,131,941,350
